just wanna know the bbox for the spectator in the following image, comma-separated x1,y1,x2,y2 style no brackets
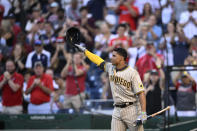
79,6,96,36
47,2,59,29
94,22,116,58
6,13,22,46
100,72,112,99
172,24,189,65
144,68,165,115
66,0,81,21
189,35,197,53
25,61,54,114
47,37,68,75
135,41,164,81
107,24,132,52
87,0,106,20
0,59,24,114
1,19,15,51
25,8,41,33
174,0,188,22
115,0,139,30
161,0,174,28
40,21,54,46
12,44,27,74
0,27,10,64
27,17,46,45
0,0,11,16
134,0,160,15
103,7,117,32
147,14,162,49
17,32,33,54
138,2,152,24
129,22,150,68
25,40,51,69
179,0,197,40
173,71,196,116
159,22,176,66
78,6,95,50
55,8,66,29
184,50,197,82
23,0,41,15
61,52,88,112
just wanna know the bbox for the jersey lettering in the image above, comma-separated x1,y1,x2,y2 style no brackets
110,75,131,89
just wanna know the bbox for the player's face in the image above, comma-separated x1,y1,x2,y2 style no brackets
111,51,123,66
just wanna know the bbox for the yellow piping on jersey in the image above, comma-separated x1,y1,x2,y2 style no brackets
84,50,104,66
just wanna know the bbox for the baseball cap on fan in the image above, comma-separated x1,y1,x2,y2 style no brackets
50,2,59,8
34,40,42,45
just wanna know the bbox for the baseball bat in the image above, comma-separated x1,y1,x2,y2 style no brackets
133,106,171,126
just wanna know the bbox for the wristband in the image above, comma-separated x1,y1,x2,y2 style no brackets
157,65,161,69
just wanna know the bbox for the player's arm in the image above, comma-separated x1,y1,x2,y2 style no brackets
138,91,146,113
75,44,105,70
132,69,147,122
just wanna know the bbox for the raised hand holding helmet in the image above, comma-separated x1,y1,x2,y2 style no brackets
74,44,86,52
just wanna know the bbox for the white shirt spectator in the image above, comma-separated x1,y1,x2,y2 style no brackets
174,0,188,21
25,50,51,68
160,36,179,66
179,10,197,39
0,0,11,16
161,5,173,24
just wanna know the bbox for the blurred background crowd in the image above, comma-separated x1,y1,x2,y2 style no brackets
0,0,197,117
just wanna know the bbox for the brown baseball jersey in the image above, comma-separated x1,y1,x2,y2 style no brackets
104,62,144,131
105,62,144,104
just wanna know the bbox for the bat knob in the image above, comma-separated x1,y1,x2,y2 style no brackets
133,120,142,127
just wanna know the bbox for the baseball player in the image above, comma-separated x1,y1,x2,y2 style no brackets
75,44,147,131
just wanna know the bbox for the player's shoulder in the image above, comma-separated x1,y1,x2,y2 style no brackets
127,66,139,74
127,66,137,72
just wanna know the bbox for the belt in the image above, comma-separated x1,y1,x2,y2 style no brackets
114,102,134,108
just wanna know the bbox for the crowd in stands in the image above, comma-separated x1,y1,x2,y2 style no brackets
0,0,197,116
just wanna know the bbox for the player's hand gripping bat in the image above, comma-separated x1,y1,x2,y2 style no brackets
133,106,171,126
